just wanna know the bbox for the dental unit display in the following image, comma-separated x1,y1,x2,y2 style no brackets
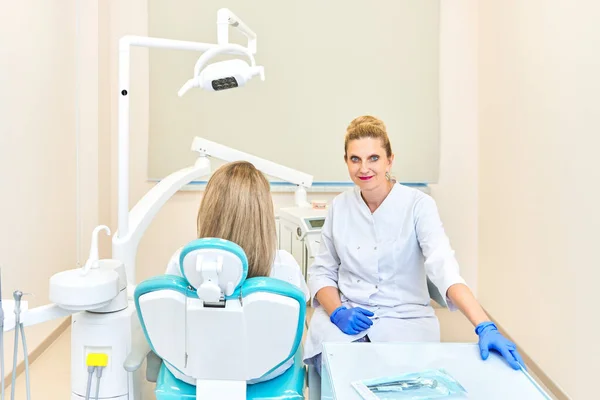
1,8,314,400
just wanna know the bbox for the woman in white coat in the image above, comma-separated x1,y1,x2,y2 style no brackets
303,116,524,374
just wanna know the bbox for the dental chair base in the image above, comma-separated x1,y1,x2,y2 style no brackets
154,348,305,400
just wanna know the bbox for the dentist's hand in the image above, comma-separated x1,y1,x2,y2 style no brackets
330,306,374,335
476,321,525,370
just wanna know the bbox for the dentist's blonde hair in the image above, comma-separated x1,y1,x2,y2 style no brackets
196,161,276,278
344,115,393,159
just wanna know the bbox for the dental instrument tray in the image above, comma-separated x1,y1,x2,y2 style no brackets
351,368,468,399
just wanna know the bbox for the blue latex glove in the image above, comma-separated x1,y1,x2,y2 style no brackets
476,321,525,370
330,306,374,335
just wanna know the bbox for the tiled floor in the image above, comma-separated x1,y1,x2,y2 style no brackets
6,307,479,399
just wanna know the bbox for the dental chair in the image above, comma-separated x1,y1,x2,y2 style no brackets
132,238,307,400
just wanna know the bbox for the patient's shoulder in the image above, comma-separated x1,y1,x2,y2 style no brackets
271,250,309,301
270,250,301,282
165,247,184,277
273,249,298,265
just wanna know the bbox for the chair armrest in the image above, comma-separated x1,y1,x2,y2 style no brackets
145,351,162,383
124,323,151,372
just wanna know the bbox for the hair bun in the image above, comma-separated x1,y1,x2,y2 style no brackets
347,115,386,133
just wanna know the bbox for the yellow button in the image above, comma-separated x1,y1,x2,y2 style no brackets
86,353,109,367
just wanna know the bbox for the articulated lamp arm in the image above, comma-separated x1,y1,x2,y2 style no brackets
113,157,212,289
217,8,258,54
191,137,313,207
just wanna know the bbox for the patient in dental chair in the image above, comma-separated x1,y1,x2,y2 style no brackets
164,160,310,383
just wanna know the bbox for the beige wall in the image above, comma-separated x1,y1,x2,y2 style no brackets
0,0,111,380
0,1,76,377
479,2,599,398
430,0,479,295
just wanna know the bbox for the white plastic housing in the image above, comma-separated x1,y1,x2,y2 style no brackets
191,137,313,188
50,268,119,311
181,248,244,297
49,259,126,311
71,305,141,400
199,59,264,91
137,290,300,390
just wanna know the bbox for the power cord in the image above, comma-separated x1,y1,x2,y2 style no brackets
94,367,104,400
85,353,108,400
85,366,95,400
19,320,30,400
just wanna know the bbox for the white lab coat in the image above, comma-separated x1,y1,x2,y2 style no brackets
303,183,466,364
165,247,310,384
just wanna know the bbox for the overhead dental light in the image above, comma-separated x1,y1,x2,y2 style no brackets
178,44,265,96
176,8,265,96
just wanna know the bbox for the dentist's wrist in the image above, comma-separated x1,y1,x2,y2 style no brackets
329,306,347,322
475,321,497,336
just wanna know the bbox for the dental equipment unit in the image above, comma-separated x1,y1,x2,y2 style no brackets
1,8,313,400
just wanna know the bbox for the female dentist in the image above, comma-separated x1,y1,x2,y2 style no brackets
303,115,525,373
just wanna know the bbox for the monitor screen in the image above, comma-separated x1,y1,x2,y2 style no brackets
308,219,325,229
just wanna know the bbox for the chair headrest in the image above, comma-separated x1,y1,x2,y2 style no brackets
179,238,248,302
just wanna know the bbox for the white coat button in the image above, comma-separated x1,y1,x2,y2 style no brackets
374,246,377,250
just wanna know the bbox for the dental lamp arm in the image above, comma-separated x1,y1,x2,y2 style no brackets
192,137,313,207
113,158,212,289
217,8,257,54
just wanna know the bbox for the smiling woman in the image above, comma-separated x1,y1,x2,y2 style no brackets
303,114,526,376
343,116,395,213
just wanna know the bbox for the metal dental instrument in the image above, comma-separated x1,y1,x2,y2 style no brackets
367,378,438,392
10,290,31,400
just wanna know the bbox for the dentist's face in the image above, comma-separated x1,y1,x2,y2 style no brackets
345,137,393,192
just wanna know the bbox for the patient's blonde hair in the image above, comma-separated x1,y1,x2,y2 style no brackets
197,161,276,278
344,115,393,159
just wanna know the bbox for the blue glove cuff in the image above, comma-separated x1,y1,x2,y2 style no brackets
475,321,497,336
330,306,346,323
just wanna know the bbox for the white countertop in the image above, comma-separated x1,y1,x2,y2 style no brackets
322,342,551,399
